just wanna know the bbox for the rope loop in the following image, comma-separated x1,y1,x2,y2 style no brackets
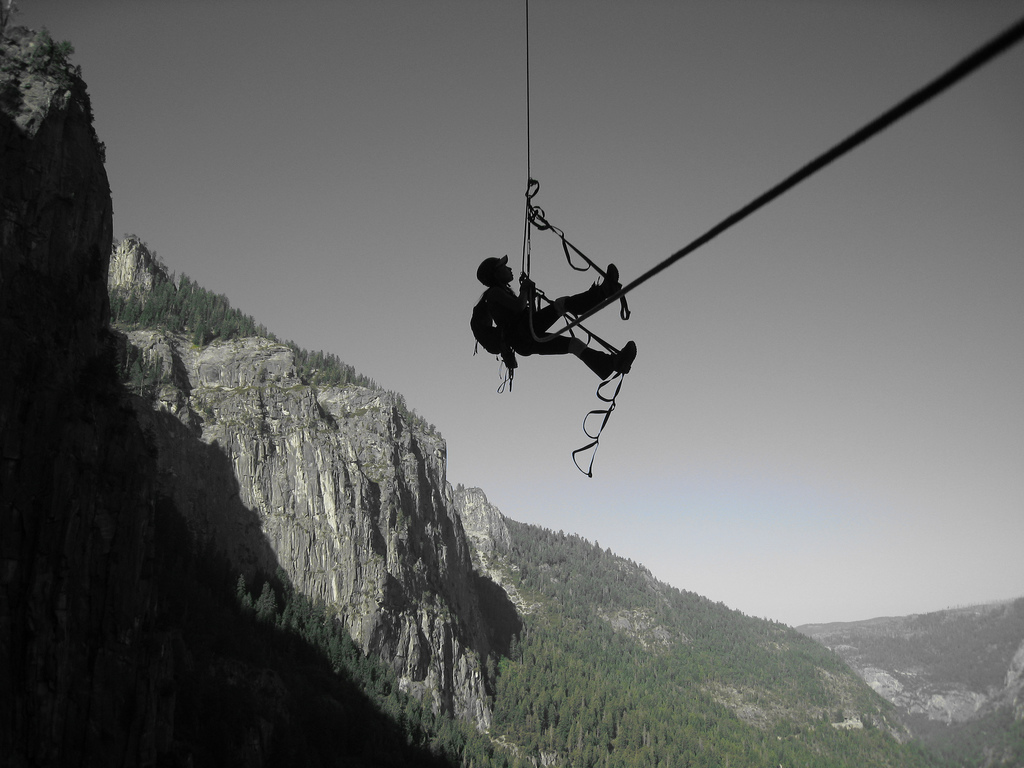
528,204,551,231
496,358,514,393
572,373,625,477
526,177,540,201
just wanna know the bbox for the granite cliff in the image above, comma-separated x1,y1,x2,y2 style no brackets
109,239,517,726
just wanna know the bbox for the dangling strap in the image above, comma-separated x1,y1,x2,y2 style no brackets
526,179,630,321
497,358,514,393
571,372,625,477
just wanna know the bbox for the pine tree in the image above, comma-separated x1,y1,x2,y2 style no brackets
255,581,277,623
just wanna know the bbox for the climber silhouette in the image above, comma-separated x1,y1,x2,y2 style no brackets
472,255,637,380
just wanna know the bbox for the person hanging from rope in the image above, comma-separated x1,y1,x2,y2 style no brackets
472,255,637,380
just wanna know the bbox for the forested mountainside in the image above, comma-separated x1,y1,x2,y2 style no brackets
472,518,942,768
800,599,1024,767
2,22,979,766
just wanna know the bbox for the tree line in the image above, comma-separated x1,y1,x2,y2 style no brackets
487,521,940,768
108,236,438,435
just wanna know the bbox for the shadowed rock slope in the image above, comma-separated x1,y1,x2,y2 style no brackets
1,25,168,766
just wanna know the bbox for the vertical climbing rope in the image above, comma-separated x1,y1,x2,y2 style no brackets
521,0,533,280
516,0,628,477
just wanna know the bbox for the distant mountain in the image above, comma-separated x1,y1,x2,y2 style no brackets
799,599,1024,766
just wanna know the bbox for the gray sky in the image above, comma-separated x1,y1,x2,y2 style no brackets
23,0,1023,626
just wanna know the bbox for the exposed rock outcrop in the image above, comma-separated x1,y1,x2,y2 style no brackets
452,487,534,622
108,235,168,294
857,666,991,724
453,485,512,565
1006,639,1024,719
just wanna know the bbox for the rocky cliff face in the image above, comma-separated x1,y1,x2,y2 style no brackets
453,486,512,567
109,235,167,292
112,240,516,726
1,27,175,766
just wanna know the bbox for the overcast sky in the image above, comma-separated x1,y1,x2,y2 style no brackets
22,0,1023,627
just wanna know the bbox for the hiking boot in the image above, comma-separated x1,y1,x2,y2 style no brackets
613,341,637,374
602,263,621,297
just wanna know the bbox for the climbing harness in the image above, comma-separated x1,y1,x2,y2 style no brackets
518,178,634,477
